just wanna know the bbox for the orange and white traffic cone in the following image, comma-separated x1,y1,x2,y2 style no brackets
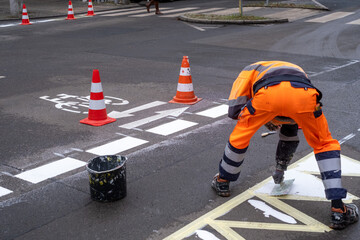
66,1,76,20
80,69,116,126
86,0,95,16
169,56,202,105
20,4,31,25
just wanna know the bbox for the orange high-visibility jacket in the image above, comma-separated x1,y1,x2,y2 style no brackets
228,61,321,119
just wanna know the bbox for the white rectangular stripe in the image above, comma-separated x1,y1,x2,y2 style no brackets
161,7,224,18
15,157,86,184
347,19,360,25
95,7,143,15
306,12,354,23
0,186,13,197
86,136,148,155
196,104,228,118
131,7,197,17
146,119,198,136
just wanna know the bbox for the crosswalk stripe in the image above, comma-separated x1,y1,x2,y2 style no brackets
0,186,13,197
95,7,143,15
146,119,198,136
306,11,354,23
15,157,86,184
347,19,360,25
160,7,224,18
86,136,148,155
196,104,228,118
131,7,198,17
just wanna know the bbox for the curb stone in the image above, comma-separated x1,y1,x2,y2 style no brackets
178,15,289,25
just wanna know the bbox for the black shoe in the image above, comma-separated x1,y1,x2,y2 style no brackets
211,174,230,197
330,203,359,230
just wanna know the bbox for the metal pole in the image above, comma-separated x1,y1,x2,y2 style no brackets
239,0,243,16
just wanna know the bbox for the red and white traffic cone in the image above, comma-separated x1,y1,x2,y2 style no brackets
80,70,116,126
20,4,31,25
66,1,76,20
169,56,202,105
86,0,95,16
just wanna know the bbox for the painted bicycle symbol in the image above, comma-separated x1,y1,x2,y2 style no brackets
40,93,129,114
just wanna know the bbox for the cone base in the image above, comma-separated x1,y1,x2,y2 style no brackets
86,13,95,16
20,22,31,25
80,116,116,126
66,17,76,20
169,96,202,105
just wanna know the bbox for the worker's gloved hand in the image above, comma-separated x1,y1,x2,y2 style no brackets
265,121,280,131
272,169,284,184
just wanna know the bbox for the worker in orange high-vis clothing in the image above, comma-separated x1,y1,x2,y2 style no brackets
212,61,358,230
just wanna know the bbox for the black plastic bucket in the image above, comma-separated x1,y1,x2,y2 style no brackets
86,155,127,202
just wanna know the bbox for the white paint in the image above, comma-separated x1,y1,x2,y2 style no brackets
15,157,86,184
146,119,198,136
196,104,228,118
94,7,143,15
163,7,224,18
248,199,297,224
131,7,198,17
346,19,360,25
104,8,163,17
119,107,188,129
0,76,5,79
183,22,206,32
306,11,354,23
195,230,220,240
108,101,166,119
311,0,328,9
0,186,13,197
339,133,356,144
86,136,148,155
309,60,359,77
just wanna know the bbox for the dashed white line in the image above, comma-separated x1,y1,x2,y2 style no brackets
196,104,228,118
86,136,148,155
309,60,359,77
339,133,356,145
15,157,86,184
306,11,354,23
146,119,198,136
0,186,13,197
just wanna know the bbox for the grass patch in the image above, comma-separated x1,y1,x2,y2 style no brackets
184,13,268,21
244,3,323,9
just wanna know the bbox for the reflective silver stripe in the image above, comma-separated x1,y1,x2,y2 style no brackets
177,83,193,92
263,66,305,77
279,133,299,142
91,82,103,93
89,99,105,110
221,160,242,175
255,64,275,77
323,178,343,189
317,158,341,172
228,96,248,107
224,143,245,163
243,64,262,71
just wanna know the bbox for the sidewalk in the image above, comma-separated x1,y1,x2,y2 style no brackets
0,0,140,21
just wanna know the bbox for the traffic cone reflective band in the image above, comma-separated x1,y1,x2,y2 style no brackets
86,0,95,16
20,4,31,25
169,56,202,105
80,70,116,126
66,1,76,20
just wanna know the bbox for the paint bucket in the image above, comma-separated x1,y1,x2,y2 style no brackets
86,155,127,202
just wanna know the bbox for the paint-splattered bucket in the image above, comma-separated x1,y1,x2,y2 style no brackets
86,155,127,202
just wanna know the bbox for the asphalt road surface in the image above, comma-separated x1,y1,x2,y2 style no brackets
1,0,359,239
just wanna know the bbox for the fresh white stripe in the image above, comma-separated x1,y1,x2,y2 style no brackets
177,83,193,92
306,11,354,23
131,7,196,17
180,67,191,76
146,119,198,136
89,99,105,110
339,133,356,144
91,82,103,93
104,7,170,17
0,186,13,197
86,136,148,155
162,7,224,18
347,19,360,25
196,104,228,118
95,7,144,15
15,158,86,184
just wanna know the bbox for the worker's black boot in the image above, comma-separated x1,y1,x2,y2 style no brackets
330,203,359,230
211,174,230,197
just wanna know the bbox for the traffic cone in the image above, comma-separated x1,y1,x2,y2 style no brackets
20,4,31,25
169,56,202,105
86,0,95,16
80,69,116,126
66,1,76,20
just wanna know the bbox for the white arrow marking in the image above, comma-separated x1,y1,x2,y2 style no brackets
119,107,189,129
108,101,166,119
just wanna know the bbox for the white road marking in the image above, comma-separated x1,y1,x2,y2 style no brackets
339,133,356,145
183,22,206,31
95,7,144,15
146,119,198,136
0,186,13,197
86,136,148,155
119,107,188,129
108,101,166,119
162,7,224,18
15,157,86,184
103,8,166,17
306,11,354,23
0,76,5,79
347,19,360,25
309,60,359,77
196,104,228,118
131,7,197,17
